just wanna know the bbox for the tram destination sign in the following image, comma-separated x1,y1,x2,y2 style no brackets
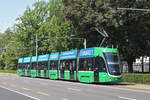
50,53,59,60
18,58,23,63
38,54,49,62
23,57,31,63
79,48,94,58
60,50,77,60
31,56,37,62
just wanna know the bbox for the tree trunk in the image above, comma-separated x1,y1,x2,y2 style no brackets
127,59,133,73
141,56,144,73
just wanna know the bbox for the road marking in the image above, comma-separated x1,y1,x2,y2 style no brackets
37,91,49,96
0,85,40,100
68,88,81,91
62,98,68,100
27,77,150,93
22,88,30,91
118,96,136,100
10,84,16,87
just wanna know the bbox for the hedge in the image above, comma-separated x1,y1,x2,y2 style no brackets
122,73,150,84
0,70,17,74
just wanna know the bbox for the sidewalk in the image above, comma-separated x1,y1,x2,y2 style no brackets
117,82,150,90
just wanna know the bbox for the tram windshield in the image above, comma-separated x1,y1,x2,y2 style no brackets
104,53,121,76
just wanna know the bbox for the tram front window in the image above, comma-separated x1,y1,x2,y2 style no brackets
104,53,121,76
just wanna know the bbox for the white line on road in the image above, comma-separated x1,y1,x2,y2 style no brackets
118,96,136,100
68,88,81,91
0,85,40,100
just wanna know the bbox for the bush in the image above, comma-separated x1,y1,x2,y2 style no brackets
122,73,150,84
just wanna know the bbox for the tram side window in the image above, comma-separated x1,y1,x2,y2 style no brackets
31,63,37,70
65,60,70,70
60,60,70,70
70,60,76,71
95,57,106,72
79,58,94,71
60,60,76,71
38,62,42,70
22,64,25,70
40,61,48,70
18,64,22,69
24,63,30,70
38,62,48,70
50,61,58,70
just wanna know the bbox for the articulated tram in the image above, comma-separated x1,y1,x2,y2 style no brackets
17,47,122,83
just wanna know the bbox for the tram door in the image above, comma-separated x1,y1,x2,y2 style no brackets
38,64,41,77
69,60,76,80
94,68,99,82
38,61,48,77
60,61,65,79
27,64,30,76
23,63,25,76
42,62,48,77
94,57,106,82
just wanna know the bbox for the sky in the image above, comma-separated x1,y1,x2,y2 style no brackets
0,0,38,33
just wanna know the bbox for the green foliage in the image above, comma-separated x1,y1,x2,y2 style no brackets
63,0,150,72
123,73,150,84
15,0,78,55
0,0,78,70
0,0,150,71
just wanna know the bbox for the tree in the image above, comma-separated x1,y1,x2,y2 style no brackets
15,0,80,56
62,0,150,72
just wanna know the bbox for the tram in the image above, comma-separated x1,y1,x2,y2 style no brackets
17,47,122,83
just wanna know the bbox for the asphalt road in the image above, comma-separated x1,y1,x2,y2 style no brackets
0,73,150,100
0,87,35,100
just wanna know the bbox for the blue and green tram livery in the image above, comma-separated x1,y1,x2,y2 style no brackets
37,54,49,78
59,50,77,80
17,58,24,76
17,47,122,83
78,48,121,83
30,56,38,78
23,57,31,77
49,53,59,79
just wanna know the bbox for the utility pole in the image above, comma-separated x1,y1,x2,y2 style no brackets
84,38,86,49
36,34,38,57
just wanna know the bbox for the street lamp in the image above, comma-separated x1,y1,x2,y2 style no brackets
36,34,38,57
